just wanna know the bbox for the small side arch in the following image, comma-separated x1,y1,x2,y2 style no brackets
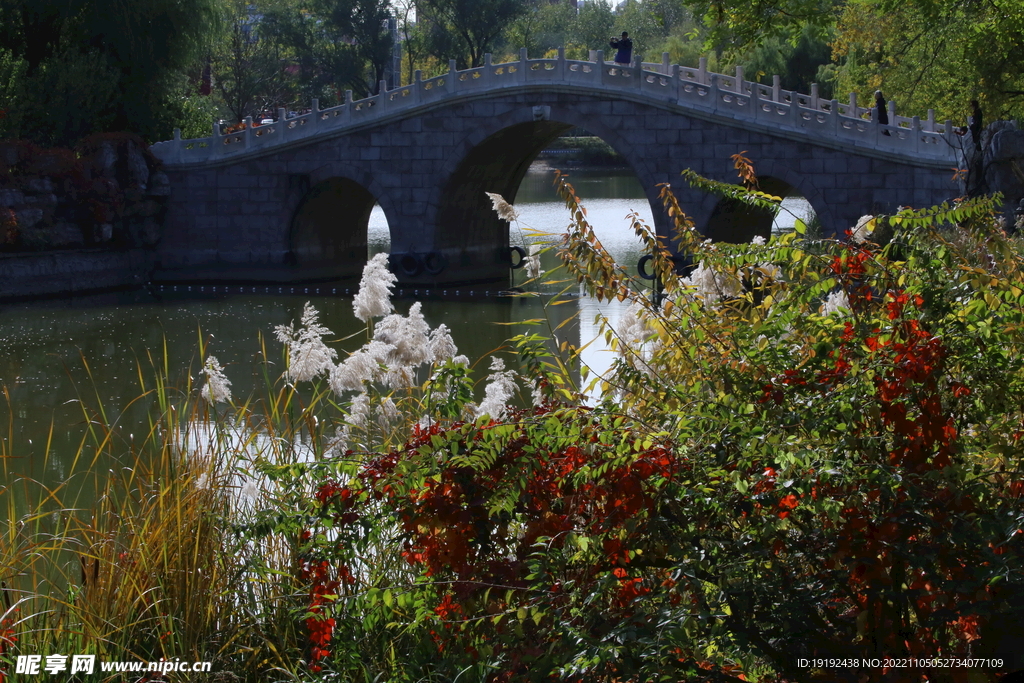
696,160,831,242
289,170,395,279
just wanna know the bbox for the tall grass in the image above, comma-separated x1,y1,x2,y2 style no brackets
0,346,309,681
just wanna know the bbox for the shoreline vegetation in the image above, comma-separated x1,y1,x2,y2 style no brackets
2,162,1024,682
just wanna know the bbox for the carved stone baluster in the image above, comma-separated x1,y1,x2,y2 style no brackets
243,116,252,151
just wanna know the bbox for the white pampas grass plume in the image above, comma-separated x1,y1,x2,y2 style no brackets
429,324,459,363
201,355,232,404
751,235,766,246
486,192,519,222
525,243,544,279
822,289,850,316
374,302,431,367
852,215,874,243
616,302,653,356
474,356,518,421
685,261,742,304
377,396,401,428
275,302,338,383
330,340,391,394
353,252,396,322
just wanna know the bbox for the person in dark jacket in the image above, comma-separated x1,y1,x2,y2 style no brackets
874,90,890,136
610,32,633,66
968,99,983,150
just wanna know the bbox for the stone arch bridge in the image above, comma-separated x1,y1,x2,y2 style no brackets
151,50,965,285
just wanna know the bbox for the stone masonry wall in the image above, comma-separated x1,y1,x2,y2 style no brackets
157,89,959,286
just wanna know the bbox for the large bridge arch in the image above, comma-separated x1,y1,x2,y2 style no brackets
427,104,670,281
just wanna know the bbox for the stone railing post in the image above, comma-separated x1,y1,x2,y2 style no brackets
558,47,565,79
849,92,857,117
831,99,840,134
172,128,182,163
926,109,935,132
447,59,457,94
888,100,896,122
709,74,720,112
662,52,670,74
698,57,707,85
413,70,422,103
772,75,781,102
810,83,819,110
311,98,319,133
278,107,286,122
944,119,953,144
484,53,492,87
735,65,744,94
243,116,253,150
589,49,597,62
211,118,222,158
344,90,354,122
596,50,605,71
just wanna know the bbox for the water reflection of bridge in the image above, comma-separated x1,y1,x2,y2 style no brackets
151,50,961,286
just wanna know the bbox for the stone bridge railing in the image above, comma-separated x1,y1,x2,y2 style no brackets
151,49,962,166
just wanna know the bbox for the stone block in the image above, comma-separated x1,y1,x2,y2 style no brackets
24,178,54,193
217,173,258,189
400,119,422,133
0,189,24,207
217,187,249,203
802,159,824,175
14,207,43,229
360,147,382,161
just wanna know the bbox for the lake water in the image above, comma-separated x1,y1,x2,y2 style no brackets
0,168,813,489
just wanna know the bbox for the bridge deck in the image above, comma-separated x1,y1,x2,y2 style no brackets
151,50,962,167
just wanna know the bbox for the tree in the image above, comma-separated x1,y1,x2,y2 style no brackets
0,0,220,144
265,0,394,102
211,0,295,124
683,0,843,48
566,0,615,59
419,0,526,68
831,0,1024,122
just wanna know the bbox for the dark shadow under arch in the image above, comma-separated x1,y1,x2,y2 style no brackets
702,176,804,243
434,120,573,271
289,177,377,278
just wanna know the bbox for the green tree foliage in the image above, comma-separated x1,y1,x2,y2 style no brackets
735,24,834,98
568,0,616,58
212,0,295,124
831,0,1024,122
685,0,842,49
264,0,393,102
419,0,526,68
0,0,219,145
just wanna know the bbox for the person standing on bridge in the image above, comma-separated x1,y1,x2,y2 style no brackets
610,32,633,67
968,99,984,150
874,90,891,136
